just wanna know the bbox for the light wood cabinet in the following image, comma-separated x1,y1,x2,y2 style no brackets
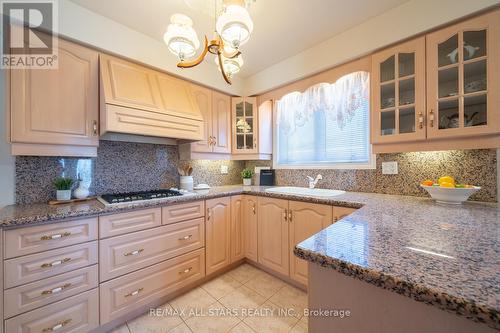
10,37,99,156
212,91,232,153
426,10,500,139
205,197,231,275
289,201,332,285
257,197,289,276
333,206,358,222
372,37,426,144
190,85,213,153
230,196,245,263
243,196,258,262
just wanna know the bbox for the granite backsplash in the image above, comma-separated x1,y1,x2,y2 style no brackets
15,142,497,204
246,149,497,202
15,141,245,204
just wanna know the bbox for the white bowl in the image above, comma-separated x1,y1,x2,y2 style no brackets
420,185,481,204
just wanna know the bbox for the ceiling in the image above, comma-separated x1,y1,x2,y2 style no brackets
70,0,410,78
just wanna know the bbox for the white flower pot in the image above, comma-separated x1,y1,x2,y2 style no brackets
180,176,194,191
56,190,71,201
243,178,252,186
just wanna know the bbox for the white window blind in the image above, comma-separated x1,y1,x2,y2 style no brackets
275,71,372,168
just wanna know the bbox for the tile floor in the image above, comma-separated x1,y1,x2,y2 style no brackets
109,264,308,333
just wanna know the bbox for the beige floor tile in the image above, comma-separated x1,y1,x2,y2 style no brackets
184,302,240,333
169,322,193,333
243,301,299,333
289,315,308,333
107,324,130,333
228,321,256,333
169,287,218,320
226,264,260,284
127,304,183,333
219,285,267,319
269,285,308,318
244,270,285,298
202,273,242,299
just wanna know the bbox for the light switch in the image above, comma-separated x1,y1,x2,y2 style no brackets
220,165,228,174
382,161,398,175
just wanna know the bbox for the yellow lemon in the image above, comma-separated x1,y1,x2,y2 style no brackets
440,181,455,188
438,176,455,185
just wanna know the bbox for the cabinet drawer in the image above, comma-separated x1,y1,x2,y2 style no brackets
5,289,99,333
100,248,205,324
4,241,98,289
162,200,205,225
100,218,204,281
99,208,161,238
4,265,98,318
4,218,98,259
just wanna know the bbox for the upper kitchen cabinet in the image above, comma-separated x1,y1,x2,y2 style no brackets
371,37,426,144
212,91,232,154
99,54,204,141
9,37,99,157
426,10,500,139
231,97,272,159
190,85,213,153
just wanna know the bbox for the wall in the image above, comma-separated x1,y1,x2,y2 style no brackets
0,71,15,208
246,149,497,202
15,141,244,205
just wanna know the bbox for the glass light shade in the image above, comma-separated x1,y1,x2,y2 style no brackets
216,5,253,49
215,54,244,76
164,14,200,60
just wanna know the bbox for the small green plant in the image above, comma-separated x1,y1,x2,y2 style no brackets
241,168,254,179
53,177,74,190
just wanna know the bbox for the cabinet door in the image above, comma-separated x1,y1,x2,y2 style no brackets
426,10,500,139
190,85,213,153
11,37,99,146
257,197,289,276
332,206,357,223
232,97,258,154
371,37,426,144
212,91,232,153
243,195,258,262
206,197,231,275
230,196,245,263
289,201,332,286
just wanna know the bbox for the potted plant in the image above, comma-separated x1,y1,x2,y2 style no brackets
241,168,254,186
53,177,74,201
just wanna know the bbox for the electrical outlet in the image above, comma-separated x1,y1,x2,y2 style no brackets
220,165,228,174
382,161,398,175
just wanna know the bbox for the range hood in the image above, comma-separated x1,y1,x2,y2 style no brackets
99,53,204,142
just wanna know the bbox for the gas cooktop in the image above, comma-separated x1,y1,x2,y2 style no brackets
98,189,186,206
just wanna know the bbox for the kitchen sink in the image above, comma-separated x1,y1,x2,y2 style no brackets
265,186,345,197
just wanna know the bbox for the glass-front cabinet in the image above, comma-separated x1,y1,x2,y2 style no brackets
371,37,426,143
426,10,500,138
232,97,258,154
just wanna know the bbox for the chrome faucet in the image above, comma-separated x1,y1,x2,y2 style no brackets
307,174,323,189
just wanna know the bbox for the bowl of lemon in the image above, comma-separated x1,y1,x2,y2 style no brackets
420,176,480,204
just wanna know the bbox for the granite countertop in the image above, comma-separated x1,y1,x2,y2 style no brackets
0,185,498,329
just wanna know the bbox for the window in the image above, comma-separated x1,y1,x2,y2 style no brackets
274,71,374,169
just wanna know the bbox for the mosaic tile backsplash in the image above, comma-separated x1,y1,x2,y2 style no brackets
15,141,244,204
15,143,496,204
246,149,497,202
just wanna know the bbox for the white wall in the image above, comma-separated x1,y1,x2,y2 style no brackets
0,71,15,208
57,1,244,96
244,0,500,95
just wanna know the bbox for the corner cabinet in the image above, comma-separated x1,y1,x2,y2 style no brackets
426,10,500,139
371,37,426,144
9,37,99,156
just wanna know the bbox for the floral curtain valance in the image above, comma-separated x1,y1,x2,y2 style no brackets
276,71,370,133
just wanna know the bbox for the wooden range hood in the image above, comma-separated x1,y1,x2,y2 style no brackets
99,54,204,142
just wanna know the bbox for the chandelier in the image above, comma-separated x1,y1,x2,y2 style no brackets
164,0,254,84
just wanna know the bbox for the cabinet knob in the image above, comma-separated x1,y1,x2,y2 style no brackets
42,319,72,332
124,248,144,257
429,109,435,128
41,283,72,295
179,267,193,274
283,210,288,221
288,210,293,222
418,112,424,129
179,234,193,241
92,120,98,136
40,231,71,241
207,208,211,221
41,257,71,269
125,288,144,298
252,204,256,215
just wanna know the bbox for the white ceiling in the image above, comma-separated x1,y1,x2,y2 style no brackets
69,0,410,78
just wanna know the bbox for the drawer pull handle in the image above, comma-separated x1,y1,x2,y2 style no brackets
179,234,193,241
42,319,72,332
41,283,72,295
40,232,71,241
179,267,193,274
124,248,144,257
41,257,71,268
125,288,144,297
